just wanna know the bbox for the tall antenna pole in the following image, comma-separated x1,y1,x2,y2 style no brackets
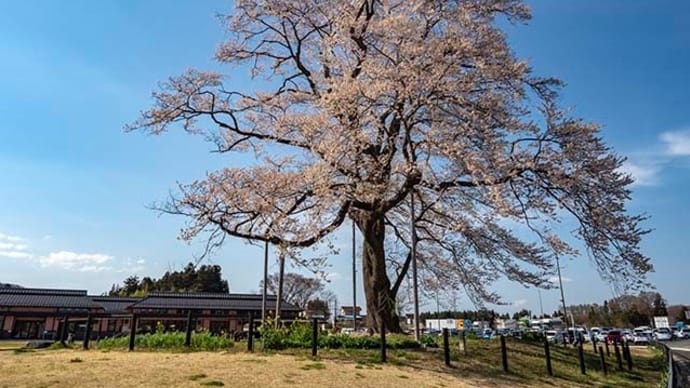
352,219,357,331
411,192,421,341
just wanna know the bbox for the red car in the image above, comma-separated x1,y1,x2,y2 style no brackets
605,330,623,344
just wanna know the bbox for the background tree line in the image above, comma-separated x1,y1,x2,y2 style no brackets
566,292,687,328
108,263,229,296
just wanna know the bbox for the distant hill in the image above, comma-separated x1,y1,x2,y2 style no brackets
0,283,22,288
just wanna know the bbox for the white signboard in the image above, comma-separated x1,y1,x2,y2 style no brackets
653,316,670,329
685,310,690,320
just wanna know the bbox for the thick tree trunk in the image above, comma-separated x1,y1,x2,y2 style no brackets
358,213,402,333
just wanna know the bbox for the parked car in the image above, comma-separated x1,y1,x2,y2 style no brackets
569,327,590,343
545,330,564,343
621,329,633,342
605,330,623,344
673,328,687,340
653,328,672,341
596,328,610,342
632,329,652,345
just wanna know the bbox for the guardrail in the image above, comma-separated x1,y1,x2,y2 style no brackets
656,342,684,388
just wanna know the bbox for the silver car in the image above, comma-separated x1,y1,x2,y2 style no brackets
654,328,672,341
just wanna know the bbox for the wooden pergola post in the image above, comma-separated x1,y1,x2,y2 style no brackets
128,314,138,351
59,316,69,345
185,310,194,348
83,314,92,350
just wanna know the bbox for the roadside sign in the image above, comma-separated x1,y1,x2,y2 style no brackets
686,310,690,320
653,316,670,328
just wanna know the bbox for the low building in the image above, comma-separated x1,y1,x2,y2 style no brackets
0,287,300,340
339,305,362,318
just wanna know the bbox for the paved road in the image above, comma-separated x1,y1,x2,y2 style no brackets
669,340,690,387
671,340,690,361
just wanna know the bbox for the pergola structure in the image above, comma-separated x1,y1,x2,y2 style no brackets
0,287,300,341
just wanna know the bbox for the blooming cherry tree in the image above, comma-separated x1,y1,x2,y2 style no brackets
129,0,651,332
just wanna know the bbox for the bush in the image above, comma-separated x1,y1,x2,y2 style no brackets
97,331,234,351
418,334,438,348
259,322,422,350
521,331,544,343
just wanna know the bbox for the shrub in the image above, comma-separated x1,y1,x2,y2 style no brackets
521,331,544,343
418,334,438,348
96,331,234,351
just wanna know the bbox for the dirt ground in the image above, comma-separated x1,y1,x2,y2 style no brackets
0,349,476,388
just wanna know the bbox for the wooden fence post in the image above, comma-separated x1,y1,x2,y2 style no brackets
83,314,92,350
443,328,450,367
604,340,610,357
311,318,318,357
578,342,586,375
461,330,467,355
128,314,137,352
380,320,387,363
599,346,608,375
625,342,633,371
500,335,508,373
592,337,597,354
544,338,553,376
614,341,623,371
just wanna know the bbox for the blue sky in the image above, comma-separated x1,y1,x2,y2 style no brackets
1,0,688,315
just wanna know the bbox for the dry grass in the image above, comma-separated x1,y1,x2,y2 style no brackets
0,339,665,388
0,349,474,388
0,341,27,350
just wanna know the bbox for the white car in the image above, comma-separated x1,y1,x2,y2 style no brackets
621,329,633,342
596,330,609,343
632,329,652,345
654,328,672,341
673,328,687,339
545,330,564,343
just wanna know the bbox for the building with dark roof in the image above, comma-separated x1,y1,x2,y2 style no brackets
0,287,299,340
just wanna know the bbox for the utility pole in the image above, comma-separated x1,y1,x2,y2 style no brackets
411,192,421,341
538,289,544,318
352,219,357,331
261,240,268,351
275,248,285,327
555,255,575,330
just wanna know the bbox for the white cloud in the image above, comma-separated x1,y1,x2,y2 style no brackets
324,271,341,282
618,161,660,186
548,276,572,284
0,235,31,259
0,233,22,242
114,257,146,274
0,251,32,259
39,251,113,271
78,265,113,273
512,299,527,307
0,242,28,250
661,130,690,156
